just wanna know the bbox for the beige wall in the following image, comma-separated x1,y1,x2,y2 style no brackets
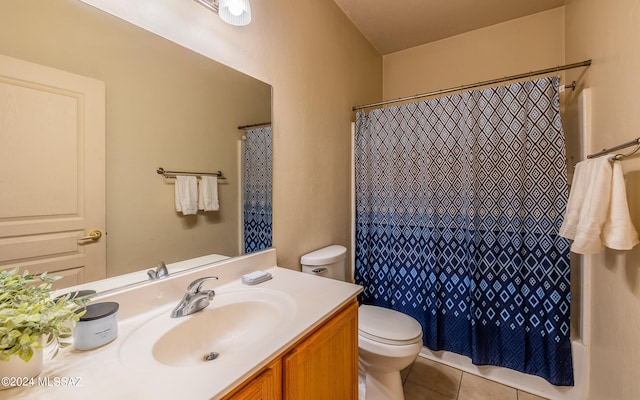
77,0,383,271
565,0,640,399
0,0,271,276
383,8,565,100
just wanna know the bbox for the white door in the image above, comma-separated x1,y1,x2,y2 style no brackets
0,55,106,289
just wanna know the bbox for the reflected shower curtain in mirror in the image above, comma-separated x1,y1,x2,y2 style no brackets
243,126,272,253
354,77,573,386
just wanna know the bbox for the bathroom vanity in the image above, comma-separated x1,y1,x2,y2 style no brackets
223,300,357,399
0,249,362,399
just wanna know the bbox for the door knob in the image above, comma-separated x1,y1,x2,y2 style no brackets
78,230,102,242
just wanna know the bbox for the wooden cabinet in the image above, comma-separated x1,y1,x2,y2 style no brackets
283,299,358,399
224,359,282,400
224,299,358,400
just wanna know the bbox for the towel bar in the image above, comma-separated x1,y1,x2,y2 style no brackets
157,167,226,180
587,137,640,161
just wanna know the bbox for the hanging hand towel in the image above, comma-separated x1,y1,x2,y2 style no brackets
174,176,198,215
602,161,639,250
560,157,612,254
198,176,219,212
559,160,591,240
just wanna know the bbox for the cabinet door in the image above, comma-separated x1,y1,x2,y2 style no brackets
283,300,358,400
225,359,282,400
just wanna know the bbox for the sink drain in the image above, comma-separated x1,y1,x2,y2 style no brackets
204,352,220,361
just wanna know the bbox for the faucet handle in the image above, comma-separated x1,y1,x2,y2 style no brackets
147,261,169,280
187,276,219,294
156,262,169,278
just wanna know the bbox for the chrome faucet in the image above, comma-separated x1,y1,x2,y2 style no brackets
170,276,219,318
147,261,169,280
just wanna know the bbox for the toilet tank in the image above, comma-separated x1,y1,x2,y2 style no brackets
300,245,347,282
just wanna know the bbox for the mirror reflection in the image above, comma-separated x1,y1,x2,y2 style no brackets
0,0,272,288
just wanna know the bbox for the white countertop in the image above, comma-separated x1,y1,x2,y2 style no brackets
0,249,362,400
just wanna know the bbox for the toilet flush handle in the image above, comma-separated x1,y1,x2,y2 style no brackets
311,267,327,274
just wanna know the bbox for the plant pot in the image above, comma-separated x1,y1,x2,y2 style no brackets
0,348,43,390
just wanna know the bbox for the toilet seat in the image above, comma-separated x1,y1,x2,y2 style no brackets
358,305,422,345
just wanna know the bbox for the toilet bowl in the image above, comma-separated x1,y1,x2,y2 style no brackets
357,305,423,400
301,246,423,400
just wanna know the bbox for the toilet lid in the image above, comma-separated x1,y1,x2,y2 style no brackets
358,305,422,345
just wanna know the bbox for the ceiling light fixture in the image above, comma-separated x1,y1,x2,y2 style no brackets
194,0,252,26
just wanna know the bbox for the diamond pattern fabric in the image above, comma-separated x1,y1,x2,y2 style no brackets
243,126,272,253
354,77,573,386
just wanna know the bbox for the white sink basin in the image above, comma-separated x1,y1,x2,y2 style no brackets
120,288,297,369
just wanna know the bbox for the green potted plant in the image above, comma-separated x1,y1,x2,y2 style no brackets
0,268,89,387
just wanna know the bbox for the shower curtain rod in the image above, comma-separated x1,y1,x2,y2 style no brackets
352,59,592,111
238,121,271,130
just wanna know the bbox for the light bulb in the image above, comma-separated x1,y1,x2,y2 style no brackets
227,0,244,16
217,0,251,26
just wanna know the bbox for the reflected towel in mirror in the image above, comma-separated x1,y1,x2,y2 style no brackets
199,176,219,212
175,176,198,215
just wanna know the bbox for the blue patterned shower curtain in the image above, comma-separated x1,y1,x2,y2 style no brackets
354,77,573,386
243,126,272,253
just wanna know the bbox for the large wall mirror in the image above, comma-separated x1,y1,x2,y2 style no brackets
0,0,272,286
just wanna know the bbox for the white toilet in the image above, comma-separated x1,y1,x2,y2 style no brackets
301,245,423,400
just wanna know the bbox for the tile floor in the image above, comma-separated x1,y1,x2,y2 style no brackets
401,356,549,400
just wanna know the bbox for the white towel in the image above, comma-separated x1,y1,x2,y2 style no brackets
559,160,592,240
559,158,639,254
198,176,219,212
174,176,198,215
602,161,639,250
